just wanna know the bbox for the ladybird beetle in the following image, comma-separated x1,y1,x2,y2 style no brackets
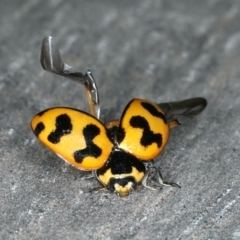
31,36,207,197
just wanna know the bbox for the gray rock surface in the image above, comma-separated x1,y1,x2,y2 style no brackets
1,1,240,239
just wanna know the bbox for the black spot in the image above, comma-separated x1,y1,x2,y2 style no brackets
34,122,45,137
48,114,72,144
74,124,102,163
141,102,167,124
130,116,162,148
97,150,145,176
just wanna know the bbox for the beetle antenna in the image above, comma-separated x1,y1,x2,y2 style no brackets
40,36,100,119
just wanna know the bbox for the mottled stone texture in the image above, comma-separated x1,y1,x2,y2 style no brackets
0,1,240,239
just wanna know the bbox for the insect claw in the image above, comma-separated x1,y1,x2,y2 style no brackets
164,182,181,188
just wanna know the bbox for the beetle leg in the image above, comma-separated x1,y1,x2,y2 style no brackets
89,186,108,193
156,168,181,188
40,36,100,119
141,168,156,190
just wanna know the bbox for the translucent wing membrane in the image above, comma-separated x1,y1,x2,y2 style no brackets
40,36,100,119
157,97,207,128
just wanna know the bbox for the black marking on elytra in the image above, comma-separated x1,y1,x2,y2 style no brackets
48,114,72,144
97,150,145,177
74,124,102,163
141,102,167,124
130,116,162,148
34,122,45,137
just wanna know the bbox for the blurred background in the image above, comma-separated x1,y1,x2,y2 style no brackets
0,1,240,239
